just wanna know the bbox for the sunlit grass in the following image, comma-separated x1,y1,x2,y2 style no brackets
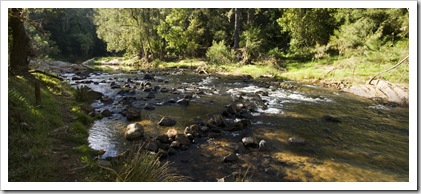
100,146,186,182
8,74,97,181
281,39,409,86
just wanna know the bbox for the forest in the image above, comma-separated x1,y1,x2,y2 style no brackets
10,8,409,76
7,8,410,184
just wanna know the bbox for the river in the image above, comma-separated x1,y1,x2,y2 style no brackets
63,69,409,182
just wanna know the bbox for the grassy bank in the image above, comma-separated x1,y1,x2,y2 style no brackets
282,40,409,86
8,72,186,182
88,44,408,88
8,73,104,181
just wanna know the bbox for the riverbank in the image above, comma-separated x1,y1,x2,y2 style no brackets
82,49,409,105
8,72,109,181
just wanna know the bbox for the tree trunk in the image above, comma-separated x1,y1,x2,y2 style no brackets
35,81,41,106
233,8,240,50
247,8,254,26
9,8,31,75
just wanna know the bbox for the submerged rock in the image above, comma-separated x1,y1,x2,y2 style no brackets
321,115,341,123
159,117,177,126
288,137,306,145
101,109,112,117
177,98,190,106
144,73,154,80
223,154,239,163
122,107,141,121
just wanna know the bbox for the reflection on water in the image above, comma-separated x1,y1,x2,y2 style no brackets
67,71,409,182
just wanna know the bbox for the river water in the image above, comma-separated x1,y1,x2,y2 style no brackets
64,69,409,182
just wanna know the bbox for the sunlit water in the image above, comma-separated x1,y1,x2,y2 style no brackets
64,70,409,182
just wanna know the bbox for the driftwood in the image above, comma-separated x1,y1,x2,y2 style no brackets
368,55,409,85
29,69,63,81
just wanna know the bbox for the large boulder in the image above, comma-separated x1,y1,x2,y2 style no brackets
125,123,144,140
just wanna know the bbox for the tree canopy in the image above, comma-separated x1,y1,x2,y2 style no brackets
8,8,409,73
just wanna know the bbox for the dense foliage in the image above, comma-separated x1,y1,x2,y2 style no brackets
9,8,409,72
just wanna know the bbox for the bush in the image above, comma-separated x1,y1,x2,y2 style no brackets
206,40,235,65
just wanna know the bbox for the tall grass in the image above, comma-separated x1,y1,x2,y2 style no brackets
100,146,186,182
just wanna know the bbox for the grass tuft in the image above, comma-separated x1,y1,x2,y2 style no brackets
100,145,186,182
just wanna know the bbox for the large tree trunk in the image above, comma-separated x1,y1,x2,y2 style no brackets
9,8,31,75
233,8,240,50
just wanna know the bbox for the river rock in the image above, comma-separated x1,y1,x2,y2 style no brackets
175,134,191,146
168,148,177,155
160,87,169,93
288,137,306,145
144,73,154,80
101,109,112,117
235,142,248,154
146,92,155,99
210,114,226,127
242,136,258,148
147,141,159,152
123,107,141,121
101,96,113,104
238,109,253,119
144,103,155,110
157,149,168,159
170,141,180,149
184,124,199,137
223,153,239,163
258,139,271,151
159,117,177,126
156,134,170,143
125,122,144,140
321,115,341,123
166,128,178,138
227,102,244,115
157,141,170,150
255,90,269,96
180,144,189,151
342,79,408,105
153,85,161,92
177,98,190,106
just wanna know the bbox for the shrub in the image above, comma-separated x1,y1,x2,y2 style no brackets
206,40,235,65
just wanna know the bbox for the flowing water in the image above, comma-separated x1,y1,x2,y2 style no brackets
64,69,409,182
